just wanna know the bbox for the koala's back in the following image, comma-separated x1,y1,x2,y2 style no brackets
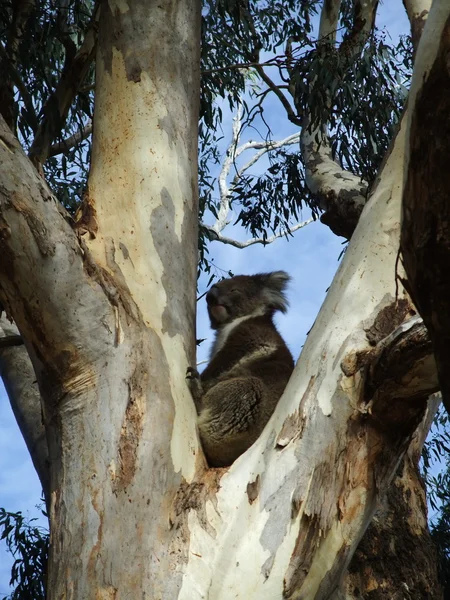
198,315,294,466
201,315,293,395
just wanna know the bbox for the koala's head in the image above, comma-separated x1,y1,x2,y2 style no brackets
206,271,290,329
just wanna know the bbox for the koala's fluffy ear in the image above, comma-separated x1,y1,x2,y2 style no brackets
259,270,291,313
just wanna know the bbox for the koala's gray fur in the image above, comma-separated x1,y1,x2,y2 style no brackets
187,271,294,467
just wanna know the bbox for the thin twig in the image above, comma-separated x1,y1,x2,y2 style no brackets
0,42,37,131
49,121,93,156
29,4,99,168
253,64,302,126
201,218,314,249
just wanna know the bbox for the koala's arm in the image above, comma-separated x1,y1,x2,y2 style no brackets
201,341,256,381
186,327,262,412
198,376,267,467
186,367,204,411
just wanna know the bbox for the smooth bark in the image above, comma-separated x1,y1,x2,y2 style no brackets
0,0,201,597
403,0,432,51
0,0,445,597
174,114,437,599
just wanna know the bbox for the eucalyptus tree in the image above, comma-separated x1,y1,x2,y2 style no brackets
0,0,448,598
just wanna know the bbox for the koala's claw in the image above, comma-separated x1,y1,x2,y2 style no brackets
186,366,200,380
186,367,203,409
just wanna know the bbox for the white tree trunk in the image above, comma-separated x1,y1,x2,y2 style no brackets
0,0,444,598
175,110,436,599
0,0,201,597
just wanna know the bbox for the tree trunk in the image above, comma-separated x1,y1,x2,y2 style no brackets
0,0,445,598
0,0,201,596
345,395,442,599
401,2,450,414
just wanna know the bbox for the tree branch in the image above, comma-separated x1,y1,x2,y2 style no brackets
48,120,93,157
201,217,314,248
0,0,35,130
300,122,368,239
253,62,302,126
28,7,98,169
208,101,306,246
0,43,38,132
233,132,300,166
242,3,302,126
339,0,378,58
7,0,35,68
215,102,243,233
403,0,432,52
0,316,49,504
0,114,113,393
298,0,379,239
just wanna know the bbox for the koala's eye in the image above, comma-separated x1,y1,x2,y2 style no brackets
230,288,241,294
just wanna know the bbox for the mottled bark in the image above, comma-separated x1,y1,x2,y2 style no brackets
298,0,379,239
403,0,432,53
0,0,447,597
0,0,201,597
345,395,442,599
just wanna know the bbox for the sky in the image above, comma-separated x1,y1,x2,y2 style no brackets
0,2,413,595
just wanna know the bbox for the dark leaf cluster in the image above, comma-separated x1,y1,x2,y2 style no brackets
0,0,94,211
233,148,317,239
0,508,48,600
292,32,411,185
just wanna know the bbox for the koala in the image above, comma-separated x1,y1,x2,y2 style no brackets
187,271,294,467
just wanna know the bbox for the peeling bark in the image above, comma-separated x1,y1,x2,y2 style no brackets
345,395,442,599
346,456,441,599
0,0,445,597
401,1,450,414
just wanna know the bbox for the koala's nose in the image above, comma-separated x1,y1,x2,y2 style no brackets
206,287,219,306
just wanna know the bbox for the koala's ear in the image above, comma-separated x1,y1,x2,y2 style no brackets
259,271,291,313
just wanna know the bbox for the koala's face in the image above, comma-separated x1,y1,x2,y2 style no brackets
206,272,289,329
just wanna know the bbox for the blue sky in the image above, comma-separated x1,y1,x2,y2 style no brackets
0,3,412,594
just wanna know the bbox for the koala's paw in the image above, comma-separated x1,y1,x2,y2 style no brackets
186,367,203,408
186,366,200,380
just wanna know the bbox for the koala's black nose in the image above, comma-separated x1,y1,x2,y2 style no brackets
206,286,219,306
